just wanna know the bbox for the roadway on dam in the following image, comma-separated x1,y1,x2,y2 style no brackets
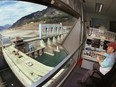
0,48,67,87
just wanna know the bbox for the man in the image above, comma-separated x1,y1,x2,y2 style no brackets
94,42,116,75
78,42,116,84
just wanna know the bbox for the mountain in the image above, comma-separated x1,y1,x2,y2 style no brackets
0,26,5,30
11,7,73,28
4,24,11,29
0,24,11,30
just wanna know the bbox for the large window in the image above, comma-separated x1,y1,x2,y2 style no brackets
0,1,79,87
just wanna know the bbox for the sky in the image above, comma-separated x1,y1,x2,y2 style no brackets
0,1,47,26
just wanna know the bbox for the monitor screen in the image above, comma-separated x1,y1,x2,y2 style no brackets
91,39,101,48
86,39,92,45
103,40,110,50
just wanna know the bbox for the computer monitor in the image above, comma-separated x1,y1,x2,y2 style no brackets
103,40,110,50
86,39,92,45
91,38,101,48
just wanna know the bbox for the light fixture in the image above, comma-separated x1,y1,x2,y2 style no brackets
51,0,55,4
95,3,103,12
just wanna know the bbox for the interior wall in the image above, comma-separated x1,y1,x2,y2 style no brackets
61,0,81,15
60,0,83,53
62,18,81,53
86,13,116,30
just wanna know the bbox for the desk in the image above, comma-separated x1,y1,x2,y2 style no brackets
81,54,105,70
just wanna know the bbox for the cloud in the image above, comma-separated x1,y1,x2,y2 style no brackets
0,1,47,26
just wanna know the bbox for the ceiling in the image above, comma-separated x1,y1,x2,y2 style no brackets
23,0,116,19
83,0,116,19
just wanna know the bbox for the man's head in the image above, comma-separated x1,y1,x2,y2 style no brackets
107,42,116,53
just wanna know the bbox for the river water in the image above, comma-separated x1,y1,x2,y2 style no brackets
35,49,68,67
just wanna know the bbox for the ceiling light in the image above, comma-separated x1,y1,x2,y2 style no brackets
99,4,103,12
95,3,103,12
51,0,55,4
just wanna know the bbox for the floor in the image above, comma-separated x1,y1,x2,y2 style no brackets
61,65,88,87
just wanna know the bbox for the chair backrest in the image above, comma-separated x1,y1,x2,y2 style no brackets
102,61,116,87
105,61,116,80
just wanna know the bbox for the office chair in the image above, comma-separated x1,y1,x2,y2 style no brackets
85,62,116,87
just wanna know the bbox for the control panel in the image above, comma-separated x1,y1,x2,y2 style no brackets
83,27,116,61
81,27,116,69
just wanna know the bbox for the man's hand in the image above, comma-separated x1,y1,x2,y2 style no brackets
93,51,105,56
93,51,98,54
96,56,100,61
96,56,101,65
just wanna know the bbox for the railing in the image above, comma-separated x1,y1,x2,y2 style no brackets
30,37,86,87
